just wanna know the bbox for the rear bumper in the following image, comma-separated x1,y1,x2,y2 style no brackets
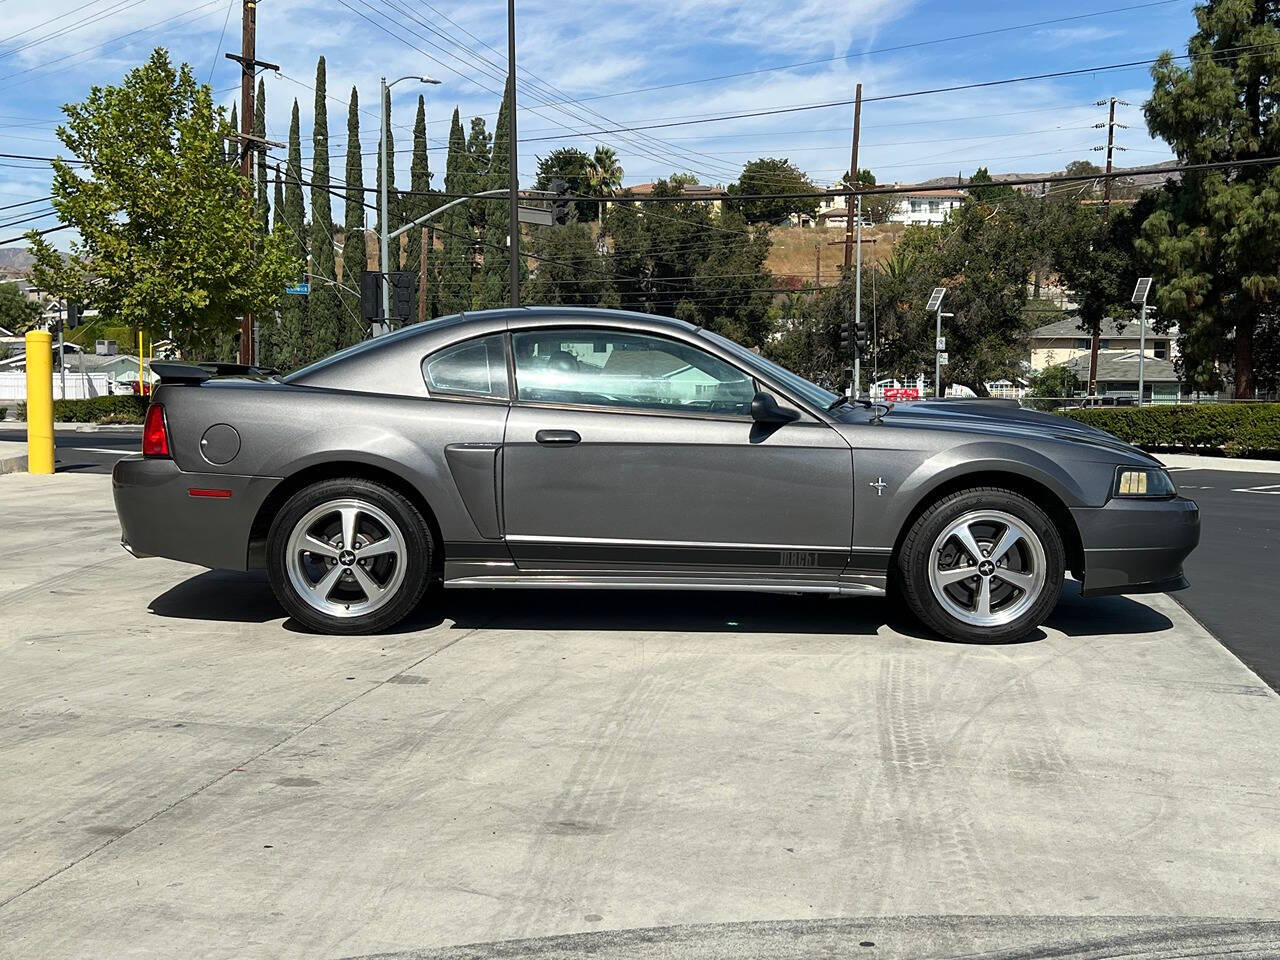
112,456,277,571
1072,495,1200,597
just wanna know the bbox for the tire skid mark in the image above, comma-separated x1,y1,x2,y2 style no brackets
870,655,1008,914
503,637,707,938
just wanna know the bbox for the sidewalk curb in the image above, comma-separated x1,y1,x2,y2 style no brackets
1159,453,1280,473
0,452,28,474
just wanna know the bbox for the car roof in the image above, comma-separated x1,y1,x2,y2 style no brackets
283,307,702,396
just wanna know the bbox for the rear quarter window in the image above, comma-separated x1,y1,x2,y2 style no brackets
421,335,509,399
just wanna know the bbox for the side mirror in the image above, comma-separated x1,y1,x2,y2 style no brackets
751,391,799,424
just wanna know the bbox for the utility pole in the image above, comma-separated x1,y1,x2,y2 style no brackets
814,242,821,287
418,227,429,324
506,0,520,308
1087,96,1129,394
843,82,862,396
236,0,256,365
842,83,862,273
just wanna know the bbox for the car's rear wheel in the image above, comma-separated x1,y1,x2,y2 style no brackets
897,486,1064,643
267,478,432,634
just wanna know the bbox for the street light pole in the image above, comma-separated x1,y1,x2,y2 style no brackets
380,75,440,327
507,0,520,308
853,194,863,398
1131,277,1153,407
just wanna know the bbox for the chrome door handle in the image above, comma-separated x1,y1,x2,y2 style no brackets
535,429,581,446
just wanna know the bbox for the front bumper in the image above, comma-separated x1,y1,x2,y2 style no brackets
112,456,278,571
1072,495,1200,597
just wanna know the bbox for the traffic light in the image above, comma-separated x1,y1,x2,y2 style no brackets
551,178,570,226
389,271,415,323
360,270,380,323
839,320,853,355
65,303,81,329
855,315,869,353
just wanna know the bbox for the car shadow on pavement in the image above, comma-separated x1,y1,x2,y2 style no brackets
148,571,1173,642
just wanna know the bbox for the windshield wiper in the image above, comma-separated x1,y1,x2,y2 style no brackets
827,395,871,411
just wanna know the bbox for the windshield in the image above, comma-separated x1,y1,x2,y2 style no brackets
699,329,841,411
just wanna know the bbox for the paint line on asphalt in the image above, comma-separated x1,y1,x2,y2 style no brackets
1231,484,1280,495
73,447,136,455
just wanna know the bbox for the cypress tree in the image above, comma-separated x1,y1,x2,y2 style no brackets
308,55,342,359
340,85,367,347
254,78,268,230
438,109,471,315
375,87,398,257
405,94,433,323
480,78,524,308
229,104,239,165
276,100,308,371
272,166,284,233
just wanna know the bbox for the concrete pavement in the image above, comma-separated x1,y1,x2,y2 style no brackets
2,472,1279,959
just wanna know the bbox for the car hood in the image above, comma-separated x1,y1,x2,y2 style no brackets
867,399,1160,464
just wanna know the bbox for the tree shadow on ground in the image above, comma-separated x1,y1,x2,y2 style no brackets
149,571,1171,642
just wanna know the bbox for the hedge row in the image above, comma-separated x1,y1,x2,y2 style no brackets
15,395,149,424
1063,403,1280,457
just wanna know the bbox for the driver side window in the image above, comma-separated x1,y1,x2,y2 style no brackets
511,329,755,416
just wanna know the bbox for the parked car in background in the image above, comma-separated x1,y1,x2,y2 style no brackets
112,308,1199,643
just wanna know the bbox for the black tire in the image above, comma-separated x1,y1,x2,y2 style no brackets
266,477,434,635
896,486,1065,644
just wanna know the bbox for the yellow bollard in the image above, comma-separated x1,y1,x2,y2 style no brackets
25,330,55,474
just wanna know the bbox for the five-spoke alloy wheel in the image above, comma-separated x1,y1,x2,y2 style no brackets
267,478,433,634
898,487,1064,643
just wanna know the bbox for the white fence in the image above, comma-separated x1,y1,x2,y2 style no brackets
0,371,116,403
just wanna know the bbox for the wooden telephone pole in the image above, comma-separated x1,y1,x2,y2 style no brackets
1087,96,1128,394
226,1,278,365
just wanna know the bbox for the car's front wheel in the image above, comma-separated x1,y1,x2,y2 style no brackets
897,486,1064,643
266,478,433,634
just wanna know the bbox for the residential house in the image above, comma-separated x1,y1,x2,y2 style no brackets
1029,315,1177,373
1058,351,1187,404
889,187,965,226
611,181,728,216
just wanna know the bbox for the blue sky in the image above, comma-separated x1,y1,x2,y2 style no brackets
1,0,1201,246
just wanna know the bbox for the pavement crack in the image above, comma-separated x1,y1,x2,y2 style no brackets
0,620,492,913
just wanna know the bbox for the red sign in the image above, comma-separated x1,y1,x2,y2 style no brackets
884,386,920,401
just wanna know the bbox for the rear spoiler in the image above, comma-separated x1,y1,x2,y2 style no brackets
150,362,213,385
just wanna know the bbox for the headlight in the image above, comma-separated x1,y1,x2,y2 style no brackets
1113,466,1177,498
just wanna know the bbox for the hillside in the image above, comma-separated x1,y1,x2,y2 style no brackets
766,224,902,287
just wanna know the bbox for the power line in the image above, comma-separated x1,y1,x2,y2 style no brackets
520,40,1280,142
516,0,1190,108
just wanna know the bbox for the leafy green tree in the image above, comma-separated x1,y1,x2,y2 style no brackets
839,168,896,224
27,48,291,359
403,94,435,324
437,109,472,315
0,282,42,333
307,56,342,360
1138,0,1280,397
271,166,283,232
526,222,617,306
1026,363,1081,411
605,179,774,345
534,147,595,221
276,100,308,370
894,193,1039,394
965,166,1014,202
731,157,817,224
340,85,367,346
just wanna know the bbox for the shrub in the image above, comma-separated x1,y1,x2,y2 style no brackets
1063,403,1280,457
0,406,7,421
16,395,149,424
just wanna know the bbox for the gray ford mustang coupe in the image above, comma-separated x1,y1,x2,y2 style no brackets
113,307,1199,641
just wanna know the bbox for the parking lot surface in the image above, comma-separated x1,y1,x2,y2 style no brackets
2,472,1279,959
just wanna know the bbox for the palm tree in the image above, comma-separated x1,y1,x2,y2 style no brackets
587,145,623,223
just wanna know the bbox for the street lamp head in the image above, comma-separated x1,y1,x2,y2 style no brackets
420,76,442,85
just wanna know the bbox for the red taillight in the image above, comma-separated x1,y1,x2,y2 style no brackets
142,403,170,457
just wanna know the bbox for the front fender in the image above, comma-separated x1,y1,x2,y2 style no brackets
852,439,1106,553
